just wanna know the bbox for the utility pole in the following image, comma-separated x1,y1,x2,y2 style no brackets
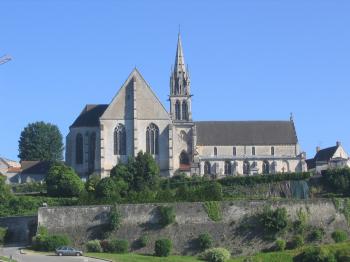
0,55,12,65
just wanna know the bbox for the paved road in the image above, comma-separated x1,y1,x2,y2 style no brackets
0,246,107,262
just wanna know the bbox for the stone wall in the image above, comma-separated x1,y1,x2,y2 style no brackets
38,200,349,255
0,216,37,244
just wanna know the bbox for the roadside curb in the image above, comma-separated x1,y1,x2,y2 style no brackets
85,255,112,262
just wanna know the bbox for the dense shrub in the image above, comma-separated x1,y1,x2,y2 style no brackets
106,206,122,232
336,249,350,262
291,234,304,249
297,246,336,262
158,206,176,226
11,182,46,194
32,226,70,251
202,183,223,201
0,196,78,218
110,152,160,192
95,177,127,200
198,233,213,251
139,234,149,248
0,227,7,245
260,207,288,236
33,234,71,251
46,162,84,197
99,240,109,252
331,230,348,243
107,239,129,253
85,175,101,193
309,228,325,242
293,208,308,234
201,247,231,262
86,240,102,252
203,201,222,222
0,175,11,202
322,168,350,195
101,239,129,253
154,238,172,257
275,239,286,251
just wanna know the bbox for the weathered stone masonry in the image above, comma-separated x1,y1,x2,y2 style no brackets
38,200,349,255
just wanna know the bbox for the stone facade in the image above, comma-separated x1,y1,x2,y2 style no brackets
65,33,306,178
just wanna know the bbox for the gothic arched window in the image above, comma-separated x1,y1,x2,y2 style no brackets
243,160,250,175
224,161,232,175
146,123,159,155
214,147,218,156
233,147,236,156
114,124,126,155
88,132,96,173
262,160,270,174
252,147,256,156
271,146,275,156
180,151,190,165
204,161,211,174
75,133,83,164
182,101,188,120
175,100,181,120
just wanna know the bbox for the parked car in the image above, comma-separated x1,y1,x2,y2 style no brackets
55,246,83,256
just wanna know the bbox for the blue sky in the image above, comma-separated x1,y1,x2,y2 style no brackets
1,0,349,161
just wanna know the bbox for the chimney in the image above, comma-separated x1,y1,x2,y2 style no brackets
336,141,341,147
316,146,321,153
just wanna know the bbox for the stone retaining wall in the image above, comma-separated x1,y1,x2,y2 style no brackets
38,199,349,255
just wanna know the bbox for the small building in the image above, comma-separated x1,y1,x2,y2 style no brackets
0,157,21,184
306,141,350,174
0,158,51,184
19,161,51,183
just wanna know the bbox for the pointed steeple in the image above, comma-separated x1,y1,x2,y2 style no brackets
169,32,192,122
170,32,190,96
174,33,186,74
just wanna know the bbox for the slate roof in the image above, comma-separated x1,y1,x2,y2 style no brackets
306,158,316,170
21,161,51,175
71,104,108,128
195,121,298,146
314,146,338,162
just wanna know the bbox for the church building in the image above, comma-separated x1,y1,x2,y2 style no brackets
65,34,307,178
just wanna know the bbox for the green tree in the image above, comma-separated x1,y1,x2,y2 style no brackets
110,151,160,192
260,207,288,236
95,177,128,200
323,168,350,195
0,175,11,202
46,162,84,197
85,175,101,193
18,121,63,161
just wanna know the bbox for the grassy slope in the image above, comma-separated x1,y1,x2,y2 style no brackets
87,242,350,262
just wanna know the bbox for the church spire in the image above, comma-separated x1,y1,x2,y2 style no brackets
170,32,192,122
174,33,186,74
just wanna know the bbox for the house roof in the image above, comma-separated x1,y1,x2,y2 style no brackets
314,146,338,162
21,161,51,175
306,158,316,170
195,121,298,146
0,157,20,168
7,167,22,173
70,104,108,128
